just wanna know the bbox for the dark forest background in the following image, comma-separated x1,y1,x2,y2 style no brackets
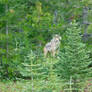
0,0,92,92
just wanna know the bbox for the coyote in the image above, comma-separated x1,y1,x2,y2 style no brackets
44,34,61,57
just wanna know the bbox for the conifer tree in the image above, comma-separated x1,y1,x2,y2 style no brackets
57,21,92,80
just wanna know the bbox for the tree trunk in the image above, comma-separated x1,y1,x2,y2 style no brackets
5,3,9,77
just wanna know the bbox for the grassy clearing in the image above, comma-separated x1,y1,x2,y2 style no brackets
0,79,92,92
0,80,29,92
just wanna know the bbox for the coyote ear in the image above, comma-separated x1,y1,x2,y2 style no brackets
53,34,58,38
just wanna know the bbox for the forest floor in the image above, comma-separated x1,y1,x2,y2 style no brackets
0,80,92,92
0,80,29,92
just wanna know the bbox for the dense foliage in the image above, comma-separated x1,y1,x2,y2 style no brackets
57,21,92,80
0,0,92,91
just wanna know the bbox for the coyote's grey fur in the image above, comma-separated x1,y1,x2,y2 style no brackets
44,34,61,57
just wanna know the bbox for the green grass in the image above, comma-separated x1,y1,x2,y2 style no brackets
0,80,28,92
0,79,92,92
